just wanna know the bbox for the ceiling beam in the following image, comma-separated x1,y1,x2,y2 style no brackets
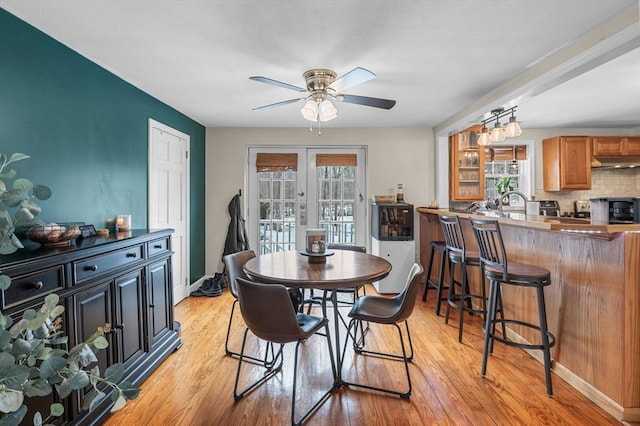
434,2,640,137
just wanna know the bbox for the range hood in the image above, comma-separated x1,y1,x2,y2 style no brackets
591,156,640,169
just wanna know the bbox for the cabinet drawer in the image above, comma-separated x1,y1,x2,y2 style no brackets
148,237,170,258
74,245,143,283
2,266,65,309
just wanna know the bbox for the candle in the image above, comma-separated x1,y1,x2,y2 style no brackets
117,214,131,231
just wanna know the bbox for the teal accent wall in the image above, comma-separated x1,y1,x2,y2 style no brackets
0,9,206,282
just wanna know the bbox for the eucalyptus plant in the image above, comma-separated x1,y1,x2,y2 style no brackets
0,153,138,424
0,287,139,425
0,153,51,254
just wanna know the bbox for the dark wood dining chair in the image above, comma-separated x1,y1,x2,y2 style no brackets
222,250,276,367
233,278,336,426
340,262,424,398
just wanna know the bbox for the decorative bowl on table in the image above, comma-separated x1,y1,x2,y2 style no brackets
27,224,81,247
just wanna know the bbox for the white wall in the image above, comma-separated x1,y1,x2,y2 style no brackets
205,127,434,274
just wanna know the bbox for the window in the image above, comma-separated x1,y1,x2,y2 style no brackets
484,145,530,206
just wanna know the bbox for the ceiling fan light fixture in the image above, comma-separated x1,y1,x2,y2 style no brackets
319,99,337,121
301,99,318,121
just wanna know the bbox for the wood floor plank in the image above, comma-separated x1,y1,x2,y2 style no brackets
105,284,635,426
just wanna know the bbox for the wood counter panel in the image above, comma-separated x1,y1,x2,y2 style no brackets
419,211,640,421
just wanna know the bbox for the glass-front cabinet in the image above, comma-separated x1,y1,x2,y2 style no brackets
450,125,485,201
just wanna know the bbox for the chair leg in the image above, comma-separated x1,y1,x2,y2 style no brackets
291,324,336,426
341,319,413,398
481,280,499,378
434,252,448,316
444,262,456,325
233,328,283,401
537,286,554,397
225,299,277,368
457,264,468,343
421,245,437,301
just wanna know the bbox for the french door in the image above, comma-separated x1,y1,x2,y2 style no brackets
247,147,366,254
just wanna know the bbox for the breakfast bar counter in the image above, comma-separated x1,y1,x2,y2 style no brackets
417,208,640,422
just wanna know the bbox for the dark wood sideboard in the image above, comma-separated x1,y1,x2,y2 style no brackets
0,229,182,425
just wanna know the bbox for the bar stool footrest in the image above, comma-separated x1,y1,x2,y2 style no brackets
489,319,556,350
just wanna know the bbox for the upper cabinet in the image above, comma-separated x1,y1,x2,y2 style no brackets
450,125,485,201
543,136,592,191
592,136,640,156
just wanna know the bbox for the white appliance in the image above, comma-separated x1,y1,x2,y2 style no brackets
371,238,415,294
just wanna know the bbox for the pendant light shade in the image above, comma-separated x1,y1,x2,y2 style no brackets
477,126,491,146
504,115,523,137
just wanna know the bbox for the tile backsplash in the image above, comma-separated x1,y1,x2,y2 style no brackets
535,168,640,215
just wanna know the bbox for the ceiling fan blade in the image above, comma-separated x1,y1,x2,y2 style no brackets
338,94,396,110
253,98,305,111
249,76,305,92
328,67,376,92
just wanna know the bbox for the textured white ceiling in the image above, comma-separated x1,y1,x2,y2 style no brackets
1,0,639,132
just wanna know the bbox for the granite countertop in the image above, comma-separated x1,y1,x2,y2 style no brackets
416,207,640,234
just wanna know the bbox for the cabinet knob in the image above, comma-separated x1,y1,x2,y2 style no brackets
149,303,155,308
115,323,125,330
33,281,44,289
85,264,98,272
126,252,137,258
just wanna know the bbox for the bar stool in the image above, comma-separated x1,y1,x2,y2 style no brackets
439,215,486,343
420,240,449,316
470,218,556,396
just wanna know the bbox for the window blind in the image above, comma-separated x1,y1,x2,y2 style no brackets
256,153,298,172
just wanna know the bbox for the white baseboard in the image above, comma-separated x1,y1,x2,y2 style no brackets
505,328,638,422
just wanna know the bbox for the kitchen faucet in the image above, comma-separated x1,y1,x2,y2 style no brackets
499,191,529,216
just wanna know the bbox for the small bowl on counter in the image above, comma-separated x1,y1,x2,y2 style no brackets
27,224,81,247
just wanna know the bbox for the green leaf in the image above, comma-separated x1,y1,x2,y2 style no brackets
92,335,109,350
81,388,105,412
7,153,30,164
10,338,33,358
11,179,33,193
0,169,17,180
0,275,11,291
68,370,90,390
32,185,52,201
68,343,97,368
0,364,30,390
50,305,64,319
0,351,15,369
0,189,26,208
0,390,23,413
0,404,27,424
120,381,140,400
55,378,72,399
23,378,53,397
39,356,66,380
32,411,42,426
110,394,127,413
49,402,64,417
104,363,124,383
0,331,11,351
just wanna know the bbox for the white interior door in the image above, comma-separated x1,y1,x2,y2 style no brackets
148,119,190,305
247,147,366,253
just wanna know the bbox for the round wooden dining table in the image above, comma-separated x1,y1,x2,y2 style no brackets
243,249,392,385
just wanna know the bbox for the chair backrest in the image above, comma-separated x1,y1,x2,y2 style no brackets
235,278,307,344
439,214,467,259
327,243,366,253
390,262,424,323
469,218,509,281
222,250,256,299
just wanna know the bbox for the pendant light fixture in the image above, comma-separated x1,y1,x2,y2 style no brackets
477,106,522,146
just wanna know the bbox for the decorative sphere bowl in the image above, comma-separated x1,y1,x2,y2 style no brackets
27,225,81,247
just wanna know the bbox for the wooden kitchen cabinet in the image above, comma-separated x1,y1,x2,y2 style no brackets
625,137,640,155
592,136,640,156
450,125,485,200
543,136,592,191
0,229,181,425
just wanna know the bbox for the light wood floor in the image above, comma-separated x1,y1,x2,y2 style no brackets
106,284,634,426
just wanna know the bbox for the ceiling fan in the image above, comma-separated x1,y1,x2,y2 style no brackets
249,67,396,123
